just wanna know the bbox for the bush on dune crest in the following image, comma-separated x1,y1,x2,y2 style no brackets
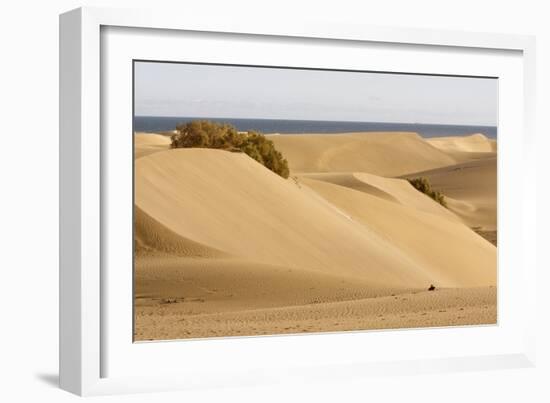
171,120,290,179
407,177,447,208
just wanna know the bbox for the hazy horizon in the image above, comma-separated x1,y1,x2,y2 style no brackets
135,61,498,127
133,114,498,127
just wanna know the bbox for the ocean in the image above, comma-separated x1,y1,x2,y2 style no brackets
134,116,497,139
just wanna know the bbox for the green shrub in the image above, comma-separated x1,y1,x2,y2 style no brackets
171,120,289,178
407,177,447,208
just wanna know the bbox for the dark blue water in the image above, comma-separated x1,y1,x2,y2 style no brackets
134,116,497,139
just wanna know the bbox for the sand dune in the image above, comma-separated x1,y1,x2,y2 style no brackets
298,172,399,202
134,131,497,341
300,177,496,287
403,157,497,231
426,134,497,164
300,172,460,223
135,148,436,288
134,206,228,258
427,133,497,153
134,132,171,159
268,132,456,176
136,147,495,287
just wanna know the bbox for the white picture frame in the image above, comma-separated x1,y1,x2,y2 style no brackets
59,6,537,396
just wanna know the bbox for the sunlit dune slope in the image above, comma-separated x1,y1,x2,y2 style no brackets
300,172,460,223
427,133,497,153
135,148,433,288
402,157,497,230
135,148,495,288
134,132,171,159
134,205,228,258
426,133,497,163
268,132,456,176
300,177,496,286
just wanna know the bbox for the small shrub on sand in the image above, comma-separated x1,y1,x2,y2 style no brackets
171,120,289,178
407,177,447,208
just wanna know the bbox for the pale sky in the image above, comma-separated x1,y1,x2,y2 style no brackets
134,61,498,126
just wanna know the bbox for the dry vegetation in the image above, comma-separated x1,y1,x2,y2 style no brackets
171,120,290,178
407,177,447,207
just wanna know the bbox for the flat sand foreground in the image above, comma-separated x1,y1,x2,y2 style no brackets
136,285,496,341
134,256,496,341
134,131,497,341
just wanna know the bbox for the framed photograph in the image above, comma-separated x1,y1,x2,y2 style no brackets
60,7,537,396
